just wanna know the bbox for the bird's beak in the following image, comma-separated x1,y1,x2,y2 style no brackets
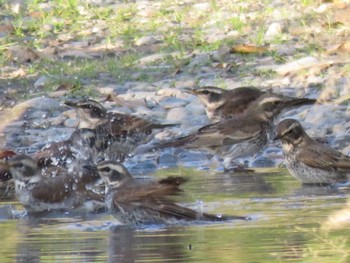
64,100,78,108
83,164,98,173
183,88,198,95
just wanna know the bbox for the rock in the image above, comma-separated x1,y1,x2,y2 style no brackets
64,118,79,128
251,156,276,168
184,101,206,116
188,53,211,68
135,35,159,46
156,88,183,97
157,153,178,168
13,97,60,111
265,22,282,40
158,97,188,109
127,160,158,175
166,107,187,122
34,76,49,88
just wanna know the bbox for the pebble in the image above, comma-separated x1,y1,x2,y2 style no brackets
34,76,49,88
265,22,282,40
157,153,178,168
166,107,188,123
135,35,159,46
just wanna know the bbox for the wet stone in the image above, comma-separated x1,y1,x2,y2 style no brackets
64,118,79,128
127,160,158,176
157,153,178,168
251,156,276,168
178,151,210,167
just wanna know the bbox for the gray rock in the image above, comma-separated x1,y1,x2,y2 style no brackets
64,118,79,128
159,97,188,109
265,22,282,40
34,76,49,88
157,153,178,168
251,156,276,168
135,35,159,46
166,107,187,122
13,97,60,111
188,53,211,68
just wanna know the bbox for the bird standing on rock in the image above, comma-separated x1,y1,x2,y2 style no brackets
187,86,317,122
85,160,247,225
274,119,350,185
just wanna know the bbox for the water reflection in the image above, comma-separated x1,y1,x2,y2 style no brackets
0,167,350,262
108,226,190,263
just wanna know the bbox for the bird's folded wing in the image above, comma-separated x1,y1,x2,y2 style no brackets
31,177,73,203
297,147,350,172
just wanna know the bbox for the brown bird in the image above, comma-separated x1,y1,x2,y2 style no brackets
274,119,350,185
0,149,17,182
34,128,105,168
151,93,296,171
65,99,177,161
187,86,317,122
5,154,105,213
85,161,247,225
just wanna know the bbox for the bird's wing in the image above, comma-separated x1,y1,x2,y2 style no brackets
220,87,264,116
111,178,203,220
31,176,74,203
297,143,350,172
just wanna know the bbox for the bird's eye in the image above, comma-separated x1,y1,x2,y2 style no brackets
202,90,209,95
101,167,111,173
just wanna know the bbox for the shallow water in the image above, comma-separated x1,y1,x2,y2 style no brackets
1,167,350,263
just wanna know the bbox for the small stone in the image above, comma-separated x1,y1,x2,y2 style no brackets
265,22,282,40
157,153,178,168
13,97,60,112
156,88,182,97
251,156,276,168
34,76,49,88
166,107,187,122
188,53,211,68
159,97,188,109
135,35,159,46
64,118,79,128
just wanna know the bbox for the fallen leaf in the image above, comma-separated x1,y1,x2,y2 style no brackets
0,68,27,79
0,24,14,34
231,44,268,54
327,41,350,54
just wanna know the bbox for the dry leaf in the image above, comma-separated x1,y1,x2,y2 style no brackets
327,41,350,54
231,44,268,54
0,24,14,34
0,68,27,79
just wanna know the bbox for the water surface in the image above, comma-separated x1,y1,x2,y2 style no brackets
1,167,350,262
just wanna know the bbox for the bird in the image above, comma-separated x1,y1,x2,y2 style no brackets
34,128,106,168
186,86,317,122
5,154,105,213
0,149,17,182
150,93,296,171
64,99,177,161
274,119,350,185
85,161,247,225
